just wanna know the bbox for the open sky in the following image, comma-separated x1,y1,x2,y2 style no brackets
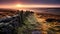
0,0,60,8
0,0,60,4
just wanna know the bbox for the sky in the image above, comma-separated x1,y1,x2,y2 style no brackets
0,0,60,5
0,0,60,8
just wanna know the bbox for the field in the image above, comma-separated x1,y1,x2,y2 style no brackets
0,9,60,34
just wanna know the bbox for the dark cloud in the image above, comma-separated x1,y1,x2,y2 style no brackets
0,0,16,4
0,0,60,4
20,0,60,4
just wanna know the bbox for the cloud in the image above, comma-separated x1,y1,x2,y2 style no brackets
0,0,60,4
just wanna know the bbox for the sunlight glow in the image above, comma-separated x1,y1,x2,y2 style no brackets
16,4,22,7
0,4,60,9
